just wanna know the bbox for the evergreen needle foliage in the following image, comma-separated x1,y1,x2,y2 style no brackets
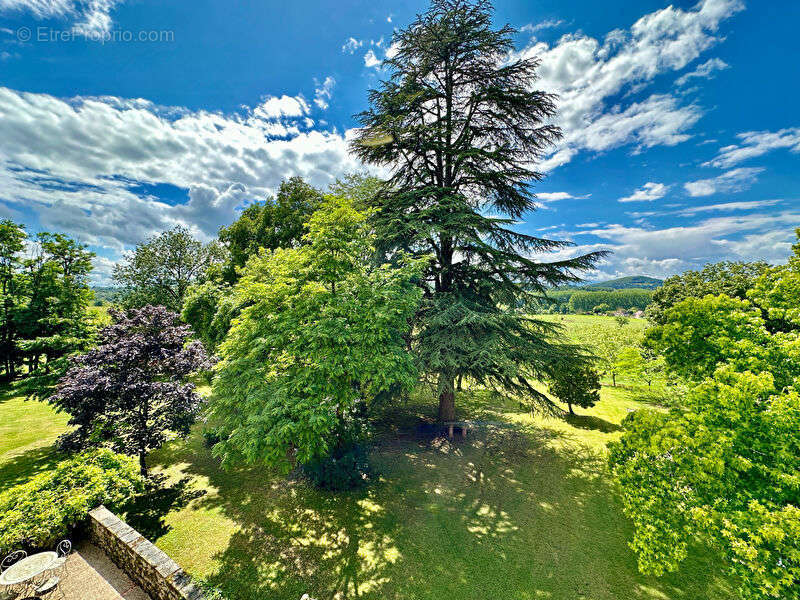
352,0,604,420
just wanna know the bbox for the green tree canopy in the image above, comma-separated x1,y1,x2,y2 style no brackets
0,220,26,378
749,228,800,333
208,196,424,471
644,294,797,386
218,176,324,283
113,226,223,311
547,361,600,415
610,368,800,600
612,230,800,599
647,261,769,325
351,0,602,420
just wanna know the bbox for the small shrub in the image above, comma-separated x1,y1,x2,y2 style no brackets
302,444,371,491
0,448,144,552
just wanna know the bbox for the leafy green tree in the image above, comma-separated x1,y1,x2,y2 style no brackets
568,289,653,313
328,172,385,212
609,368,800,600
647,261,769,325
547,362,600,415
0,220,26,378
645,295,777,383
352,0,602,420
615,346,664,388
18,233,97,398
209,196,423,471
218,176,323,283
749,228,800,332
113,226,223,311
0,448,144,551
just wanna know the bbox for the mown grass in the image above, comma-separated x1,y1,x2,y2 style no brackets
0,316,736,599
0,380,70,488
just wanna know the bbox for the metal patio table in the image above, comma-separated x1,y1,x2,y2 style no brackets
0,551,57,597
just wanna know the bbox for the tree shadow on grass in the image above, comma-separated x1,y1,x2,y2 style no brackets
0,445,62,488
121,475,207,540
146,420,737,600
565,413,622,433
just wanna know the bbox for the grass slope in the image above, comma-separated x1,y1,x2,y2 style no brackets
0,381,70,488
0,317,735,600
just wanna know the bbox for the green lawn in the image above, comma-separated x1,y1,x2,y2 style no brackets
0,380,70,488
0,316,737,600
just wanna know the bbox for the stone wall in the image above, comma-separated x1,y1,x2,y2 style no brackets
87,505,206,600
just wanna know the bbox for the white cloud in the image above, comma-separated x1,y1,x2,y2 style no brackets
313,76,335,110
341,37,363,54
385,41,401,59
364,49,381,68
549,210,800,279
535,191,588,201
704,127,800,168
520,19,565,34
0,86,377,273
0,0,122,35
252,94,309,119
675,57,729,86
511,0,744,170
618,182,669,202
684,167,764,197
677,199,781,216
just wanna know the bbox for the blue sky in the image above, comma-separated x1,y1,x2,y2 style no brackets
0,0,798,283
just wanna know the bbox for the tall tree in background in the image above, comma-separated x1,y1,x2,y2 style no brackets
218,176,323,284
19,233,97,398
113,226,223,311
352,0,602,420
0,220,26,378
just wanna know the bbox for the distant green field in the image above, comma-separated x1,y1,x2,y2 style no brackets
0,315,736,600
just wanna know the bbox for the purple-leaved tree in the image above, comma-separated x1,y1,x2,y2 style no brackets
50,305,211,475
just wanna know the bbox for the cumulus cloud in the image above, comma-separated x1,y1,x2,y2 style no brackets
618,182,669,202
0,0,123,35
549,210,800,279
675,57,729,86
313,76,335,110
512,0,744,170
683,167,764,197
364,49,381,68
704,127,800,168
0,87,375,265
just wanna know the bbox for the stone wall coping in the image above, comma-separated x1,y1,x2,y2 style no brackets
88,505,205,600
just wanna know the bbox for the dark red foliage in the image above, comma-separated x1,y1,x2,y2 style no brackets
50,305,212,473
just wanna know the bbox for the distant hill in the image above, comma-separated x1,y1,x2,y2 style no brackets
583,276,663,290
91,286,121,303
